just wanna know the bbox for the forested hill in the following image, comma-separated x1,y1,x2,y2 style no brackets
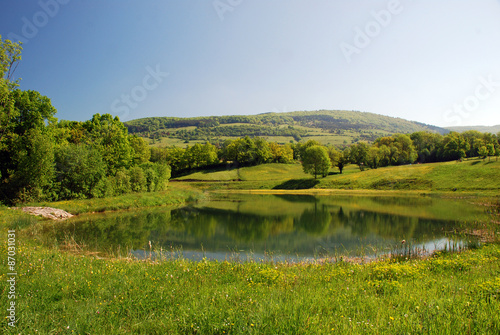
446,125,500,134
124,110,447,147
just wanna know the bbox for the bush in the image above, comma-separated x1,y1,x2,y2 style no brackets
129,166,147,192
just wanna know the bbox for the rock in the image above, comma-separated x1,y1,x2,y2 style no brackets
21,207,74,220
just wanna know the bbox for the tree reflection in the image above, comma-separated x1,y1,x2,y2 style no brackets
44,195,468,258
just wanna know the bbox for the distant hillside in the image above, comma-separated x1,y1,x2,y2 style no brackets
446,125,500,134
124,110,448,147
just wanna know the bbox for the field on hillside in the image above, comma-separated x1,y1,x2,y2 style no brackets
126,110,445,148
174,159,500,195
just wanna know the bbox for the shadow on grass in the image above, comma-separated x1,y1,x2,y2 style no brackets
272,178,320,190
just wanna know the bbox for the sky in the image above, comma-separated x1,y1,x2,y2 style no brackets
1,0,500,128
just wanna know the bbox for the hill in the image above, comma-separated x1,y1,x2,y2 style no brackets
124,110,447,147
174,159,500,196
446,125,500,134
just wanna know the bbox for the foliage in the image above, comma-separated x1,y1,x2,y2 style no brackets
124,110,448,146
302,145,331,178
54,144,106,199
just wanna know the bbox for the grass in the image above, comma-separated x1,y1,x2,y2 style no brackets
177,159,500,197
27,183,205,215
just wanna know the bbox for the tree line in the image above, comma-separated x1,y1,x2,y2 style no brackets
0,37,170,204
148,129,499,180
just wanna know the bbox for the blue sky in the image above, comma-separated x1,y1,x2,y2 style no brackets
1,0,500,127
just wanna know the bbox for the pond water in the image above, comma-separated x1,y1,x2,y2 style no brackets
49,194,485,262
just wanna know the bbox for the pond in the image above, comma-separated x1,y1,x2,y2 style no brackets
48,193,485,262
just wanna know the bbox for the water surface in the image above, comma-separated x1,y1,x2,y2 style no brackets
49,194,484,261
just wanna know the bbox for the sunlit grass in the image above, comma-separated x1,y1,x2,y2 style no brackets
27,184,205,215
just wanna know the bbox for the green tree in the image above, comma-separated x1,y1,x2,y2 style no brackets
441,132,470,161
84,114,132,174
8,128,55,202
486,144,495,161
350,142,370,171
112,168,131,195
129,166,147,192
297,140,321,161
0,90,57,202
269,142,293,163
0,36,22,151
129,135,151,165
478,146,488,161
327,146,349,174
302,145,331,179
185,142,218,169
367,147,381,169
54,144,106,199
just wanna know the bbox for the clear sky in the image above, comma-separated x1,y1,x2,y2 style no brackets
1,0,500,127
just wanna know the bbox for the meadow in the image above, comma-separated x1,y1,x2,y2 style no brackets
176,159,500,196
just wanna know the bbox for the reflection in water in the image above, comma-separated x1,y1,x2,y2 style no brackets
46,194,482,261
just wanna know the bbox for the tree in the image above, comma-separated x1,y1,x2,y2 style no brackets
129,135,151,165
410,131,442,163
0,90,57,203
269,142,293,163
367,147,381,169
84,114,132,174
302,145,331,179
54,144,106,199
478,146,488,161
129,166,147,192
297,140,321,161
441,132,470,161
327,146,348,174
8,128,55,202
185,142,218,169
486,144,495,161
349,142,370,171
0,36,22,151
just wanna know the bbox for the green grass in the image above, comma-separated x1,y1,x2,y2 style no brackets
319,159,500,194
175,169,240,181
28,184,205,215
177,160,500,197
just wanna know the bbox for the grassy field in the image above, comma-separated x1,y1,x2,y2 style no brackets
176,159,500,196
28,183,205,215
